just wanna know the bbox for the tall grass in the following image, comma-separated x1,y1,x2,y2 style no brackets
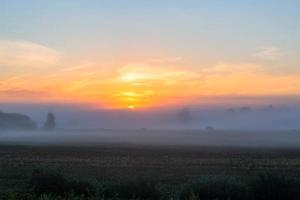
30,168,95,198
251,173,300,200
2,169,300,200
180,175,250,200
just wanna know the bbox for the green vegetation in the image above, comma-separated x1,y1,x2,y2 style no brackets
1,145,300,199
1,169,300,200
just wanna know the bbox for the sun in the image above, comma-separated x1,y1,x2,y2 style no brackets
128,105,135,109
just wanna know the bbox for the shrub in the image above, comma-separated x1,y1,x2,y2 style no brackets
31,169,69,197
180,175,250,200
99,177,160,199
250,173,300,200
157,184,181,200
121,178,159,199
30,168,95,198
29,169,300,200
68,178,95,197
94,181,119,199
0,191,35,200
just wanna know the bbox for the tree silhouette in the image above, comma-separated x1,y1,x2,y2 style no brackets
43,112,56,130
0,112,37,130
177,107,191,123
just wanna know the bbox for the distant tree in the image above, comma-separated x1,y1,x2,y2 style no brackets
261,104,275,112
240,106,252,113
43,112,56,130
0,112,36,130
205,126,214,131
227,108,236,114
177,107,192,123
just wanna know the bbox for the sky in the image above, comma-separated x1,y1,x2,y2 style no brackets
1,0,300,109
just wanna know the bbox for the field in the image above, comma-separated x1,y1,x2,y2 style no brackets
1,130,300,199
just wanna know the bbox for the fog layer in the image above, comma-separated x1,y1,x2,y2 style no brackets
1,129,300,147
1,102,300,147
1,102,300,130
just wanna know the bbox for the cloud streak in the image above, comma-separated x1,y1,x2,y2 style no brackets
253,47,282,60
0,40,62,72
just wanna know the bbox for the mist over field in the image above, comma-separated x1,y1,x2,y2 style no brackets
1,100,300,130
1,101,300,147
1,129,300,148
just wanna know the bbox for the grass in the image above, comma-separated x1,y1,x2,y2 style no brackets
180,175,250,200
1,144,300,199
2,169,300,200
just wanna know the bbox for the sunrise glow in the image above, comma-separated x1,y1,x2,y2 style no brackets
0,1,300,110
128,105,135,109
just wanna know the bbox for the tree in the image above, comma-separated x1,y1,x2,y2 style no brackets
176,107,192,123
0,112,37,130
43,112,56,130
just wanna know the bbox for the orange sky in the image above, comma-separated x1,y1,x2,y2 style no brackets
1,42,300,110
1,1,300,109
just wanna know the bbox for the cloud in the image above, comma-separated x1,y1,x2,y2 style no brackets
253,47,282,60
200,63,263,76
149,56,183,63
55,62,300,105
0,89,52,101
118,64,199,83
0,39,62,69
199,62,300,96
61,65,87,72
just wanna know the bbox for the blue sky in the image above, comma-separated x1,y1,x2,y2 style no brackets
2,0,299,63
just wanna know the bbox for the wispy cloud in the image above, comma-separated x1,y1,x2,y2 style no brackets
253,47,282,60
118,64,199,83
198,62,300,96
149,56,183,63
61,65,87,72
0,39,62,69
200,63,263,76
0,89,51,100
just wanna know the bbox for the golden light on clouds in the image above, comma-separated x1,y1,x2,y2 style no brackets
1,40,300,109
111,64,201,108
